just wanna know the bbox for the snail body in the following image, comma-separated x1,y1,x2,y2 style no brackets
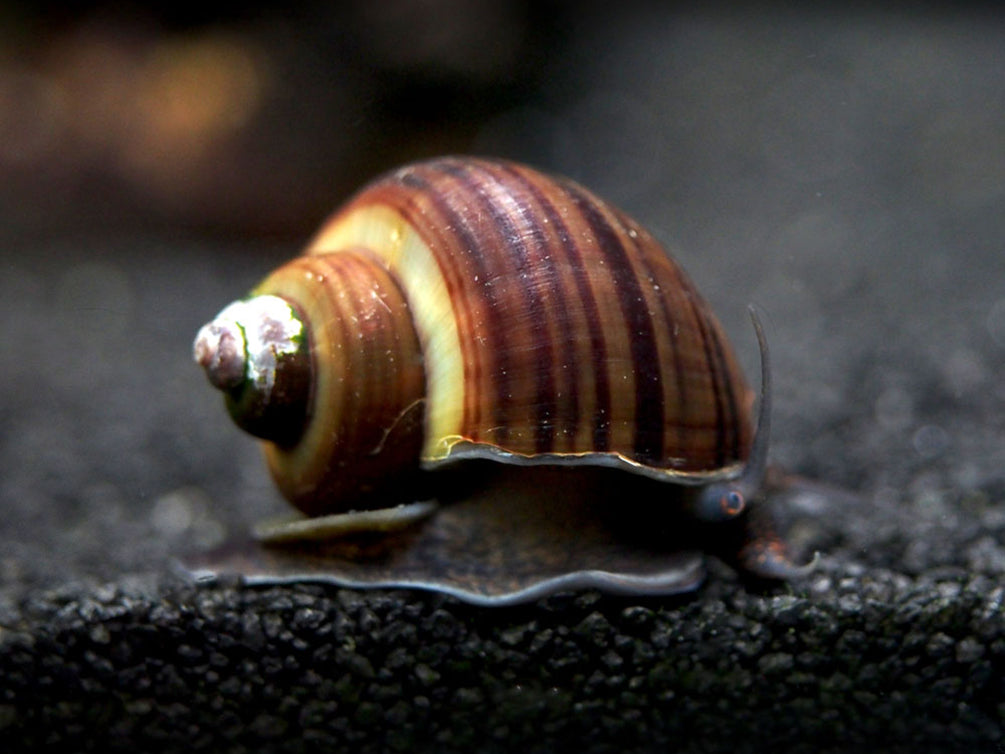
194,157,810,603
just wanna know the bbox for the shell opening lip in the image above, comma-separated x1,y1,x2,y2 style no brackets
427,440,746,486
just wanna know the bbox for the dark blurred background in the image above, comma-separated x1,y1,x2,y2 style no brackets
1,2,1004,584
2,2,998,241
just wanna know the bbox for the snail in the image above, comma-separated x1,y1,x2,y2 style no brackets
192,156,815,605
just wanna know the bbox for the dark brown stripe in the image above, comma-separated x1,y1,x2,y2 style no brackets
704,314,742,464
325,253,389,450
321,251,426,455
615,210,689,465
314,256,358,448
290,250,426,510
517,171,611,452
442,160,556,451
562,182,664,464
395,168,484,439
495,162,584,452
682,294,730,467
400,163,513,442
344,253,398,441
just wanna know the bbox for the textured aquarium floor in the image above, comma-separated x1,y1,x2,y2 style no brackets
2,6,1004,753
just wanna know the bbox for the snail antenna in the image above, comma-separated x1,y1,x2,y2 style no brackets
683,305,771,523
741,304,771,497
734,306,819,581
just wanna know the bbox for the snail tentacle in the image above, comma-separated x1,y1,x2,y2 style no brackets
693,307,815,581
739,304,771,499
686,305,770,522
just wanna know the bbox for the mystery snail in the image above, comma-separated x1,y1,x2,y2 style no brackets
193,156,815,605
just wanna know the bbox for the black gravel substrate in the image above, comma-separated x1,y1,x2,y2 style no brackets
3,564,1004,753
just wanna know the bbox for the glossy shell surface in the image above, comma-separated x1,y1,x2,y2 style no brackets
285,157,753,487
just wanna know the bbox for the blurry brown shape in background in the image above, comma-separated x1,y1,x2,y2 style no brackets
0,2,563,239
0,20,281,235
115,32,270,201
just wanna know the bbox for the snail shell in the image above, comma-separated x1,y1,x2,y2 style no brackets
193,157,810,603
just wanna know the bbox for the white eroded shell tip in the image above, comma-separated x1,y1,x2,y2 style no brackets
194,294,312,445
194,318,247,390
194,295,304,398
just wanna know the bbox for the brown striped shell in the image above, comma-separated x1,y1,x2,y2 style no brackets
254,157,752,513
192,157,813,603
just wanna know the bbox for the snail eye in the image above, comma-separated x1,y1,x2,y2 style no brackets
721,491,745,517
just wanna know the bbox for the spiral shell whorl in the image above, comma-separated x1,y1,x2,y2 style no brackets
254,249,426,516
306,157,753,479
